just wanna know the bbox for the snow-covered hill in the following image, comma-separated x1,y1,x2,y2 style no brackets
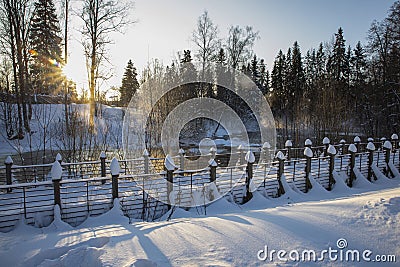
0,181,398,266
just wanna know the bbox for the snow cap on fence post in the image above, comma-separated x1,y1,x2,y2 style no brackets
367,142,376,151
304,147,313,158
327,144,337,155
305,139,312,147
110,157,121,176
51,160,63,181
262,142,271,149
55,153,62,164
245,150,255,163
100,151,106,159
4,156,13,165
322,137,330,145
164,154,177,171
143,149,149,157
285,140,293,147
367,137,374,142
383,140,392,150
353,136,361,143
276,151,286,160
348,144,357,153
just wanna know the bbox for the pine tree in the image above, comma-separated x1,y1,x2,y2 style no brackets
328,27,347,81
29,0,63,95
119,60,139,106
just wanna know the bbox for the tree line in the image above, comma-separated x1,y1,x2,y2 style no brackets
0,0,132,140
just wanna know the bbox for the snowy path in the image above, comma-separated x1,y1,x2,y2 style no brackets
0,183,398,266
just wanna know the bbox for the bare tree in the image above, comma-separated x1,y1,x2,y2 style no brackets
79,0,133,131
225,25,259,70
192,12,219,69
0,0,34,137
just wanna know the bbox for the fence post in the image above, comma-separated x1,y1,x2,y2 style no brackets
100,151,107,184
165,155,176,210
304,147,313,192
110,157,120,199
339,139,346,155
392,134,399,172
285,140,292,163
56,153,62,165
327,145,336,190
366,142,376,182
323,137,330,157
383,141,394,178
178,148,185,171
143,149,149,174
243,151,255,203
276,151,286,197
305,139,312,148
380,137,386,150
51,161,63,207
262,142,271,162
5,156,13,193
354,136,361,153
209,159,217,183
391,133,399,150
348,144,357,187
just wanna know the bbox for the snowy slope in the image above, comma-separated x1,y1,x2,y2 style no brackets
0,184,398,266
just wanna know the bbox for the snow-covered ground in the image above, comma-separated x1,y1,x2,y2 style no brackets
0,176,398,266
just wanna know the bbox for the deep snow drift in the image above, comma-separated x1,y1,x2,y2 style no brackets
0,175,399,267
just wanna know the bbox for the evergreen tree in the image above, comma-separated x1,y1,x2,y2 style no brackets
328,27,347,81
29,0,63,95
119,60,139,106
250,54,260,86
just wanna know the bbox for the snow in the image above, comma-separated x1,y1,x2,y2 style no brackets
100,151,106,159
353,136,361,143
0,180,399,266
50,161,63,180
383,140,393,150
380,137,387,141
110,157,121,175
388,162,400,179
353,167,373,188
322,137,330,144
327,144,337,155
303,147,313,158
208,159,218,167
164,154,177,171
284,140,293,147
304,138,312,146
262,141,271,149
275,151,285,160
367,141,376,151
4,156,13,164
55,153,62,162
244,151,255,163
339,139,346,144
368,137,374,142
348,143,357,153
391,133,398,140
143,149,149,157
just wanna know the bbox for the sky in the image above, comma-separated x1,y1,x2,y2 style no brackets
65,0,396,96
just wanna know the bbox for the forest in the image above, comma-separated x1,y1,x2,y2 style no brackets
0,0,399,154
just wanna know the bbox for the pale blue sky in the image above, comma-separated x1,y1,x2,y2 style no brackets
66,0,396,94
